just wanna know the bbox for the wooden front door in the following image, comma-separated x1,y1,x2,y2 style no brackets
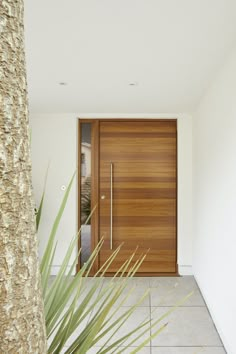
99,120,177,274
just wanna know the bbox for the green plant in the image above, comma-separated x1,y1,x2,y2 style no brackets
38,173,192,353
81,177,91,224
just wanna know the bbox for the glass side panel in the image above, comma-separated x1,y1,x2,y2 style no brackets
80,123,91,266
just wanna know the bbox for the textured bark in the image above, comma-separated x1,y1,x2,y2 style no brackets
0,1,47,353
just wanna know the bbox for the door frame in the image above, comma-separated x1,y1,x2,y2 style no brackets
77,118,178,276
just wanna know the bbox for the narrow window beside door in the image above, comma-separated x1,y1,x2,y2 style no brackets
80,123,92,266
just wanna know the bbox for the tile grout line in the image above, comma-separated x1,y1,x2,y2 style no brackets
62,276,225,353
149,276,225,352
151,345,225,347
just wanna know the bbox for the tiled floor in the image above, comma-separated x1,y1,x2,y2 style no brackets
57,276,225,354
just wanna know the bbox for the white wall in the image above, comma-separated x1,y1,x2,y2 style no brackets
30,113,193,275
193,47,236,354
31,114,77,273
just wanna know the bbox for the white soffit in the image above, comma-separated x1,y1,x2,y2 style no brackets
24,0,236,114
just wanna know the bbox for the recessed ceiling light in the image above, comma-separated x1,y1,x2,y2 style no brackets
59,82,67,86
129,81,138,86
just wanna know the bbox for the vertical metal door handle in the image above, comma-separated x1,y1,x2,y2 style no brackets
110,162,113,250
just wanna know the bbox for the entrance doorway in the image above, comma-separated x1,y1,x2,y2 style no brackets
78,119,177,275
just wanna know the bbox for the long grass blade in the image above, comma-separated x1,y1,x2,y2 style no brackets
41,241,57,298
40,172,76,275
39,170,193,354
36,163,49,231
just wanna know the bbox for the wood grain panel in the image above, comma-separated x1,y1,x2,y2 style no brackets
100,199,176,216
100,226,176,236
99,121,177,274
99,250,176,273
100,182,176,189
100,132,176,138
100,139,176,153
100,121,176,133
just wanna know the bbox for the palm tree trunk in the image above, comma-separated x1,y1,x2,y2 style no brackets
0,0,47,352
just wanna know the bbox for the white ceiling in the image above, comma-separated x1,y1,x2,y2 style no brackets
24,0,236,114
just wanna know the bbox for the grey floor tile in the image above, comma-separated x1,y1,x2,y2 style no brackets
87,346,151,353
86,348,101,354
77,277,104,303
122,347,151,353
94,306,151,347
151,348,226,354
151,307,222,347
49,275,56,287
50,276,226,353
150,276,205,307
100,277,150,306
48,275,103,309
60,317,88,348
47,306,89,349
62,346,225,354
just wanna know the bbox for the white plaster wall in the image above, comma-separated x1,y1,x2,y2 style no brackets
177,115,193,274
30,114,77,273
193,47,236,354
30,113,193,275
